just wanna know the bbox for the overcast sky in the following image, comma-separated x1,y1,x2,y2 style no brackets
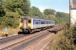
31,0,69,13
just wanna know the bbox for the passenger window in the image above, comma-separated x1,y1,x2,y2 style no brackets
41,21,44,24
36,22,39,24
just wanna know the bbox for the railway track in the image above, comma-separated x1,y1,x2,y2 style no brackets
1,30,51,50
0,25,64,50
11,31,50,50
0,30,50,50
0,34,25,44
0,26,53,45
0,29,44,45
0,24,62,43
0,28,52,50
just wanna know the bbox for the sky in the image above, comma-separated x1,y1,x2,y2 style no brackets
30,0,69,13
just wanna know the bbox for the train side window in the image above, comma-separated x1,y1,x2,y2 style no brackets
41,21,44,24
36,22,39,24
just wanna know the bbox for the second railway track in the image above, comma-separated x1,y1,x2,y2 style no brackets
0,34,25,44
0,26,51,45
9,30,50,50
0,25,64,50
0,29,51,50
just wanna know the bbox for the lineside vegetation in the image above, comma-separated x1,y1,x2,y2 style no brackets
47,24,76,50
0,0,69,36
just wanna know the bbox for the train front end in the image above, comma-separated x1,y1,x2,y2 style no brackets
18,17,32,34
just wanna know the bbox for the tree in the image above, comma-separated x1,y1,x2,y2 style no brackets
4,0,30,16
0,16,19,28
29,6,43,18
0,0,6,17
56,12,65,18
0,0,31,28
43,9,56,15
43,9,56,20
55,12,69,24
21,0,30,16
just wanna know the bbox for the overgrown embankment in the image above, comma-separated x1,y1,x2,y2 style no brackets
47,26,75,50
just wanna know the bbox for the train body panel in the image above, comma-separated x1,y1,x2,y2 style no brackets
30,18,55,29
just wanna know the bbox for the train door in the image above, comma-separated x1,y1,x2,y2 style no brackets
23,19,28,29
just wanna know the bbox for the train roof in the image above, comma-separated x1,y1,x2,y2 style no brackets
21,16,54,21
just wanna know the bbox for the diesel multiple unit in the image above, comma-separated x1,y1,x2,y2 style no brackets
18,17,55,34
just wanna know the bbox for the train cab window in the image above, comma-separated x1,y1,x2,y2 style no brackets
28,19,31,23
21,18,23,22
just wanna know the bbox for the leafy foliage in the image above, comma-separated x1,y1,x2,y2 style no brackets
55,12,69,24
48,27,74,50
4,0,30,15
29,6,43,18
43,9,55,15
0,0,69,28
0,0,6,17
43,9,69,24
0,16,19,28
0,0,30,28
71,25,76,39
21,0,30,15
0,8,5,17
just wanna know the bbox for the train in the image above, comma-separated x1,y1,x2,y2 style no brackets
18,17,55,34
